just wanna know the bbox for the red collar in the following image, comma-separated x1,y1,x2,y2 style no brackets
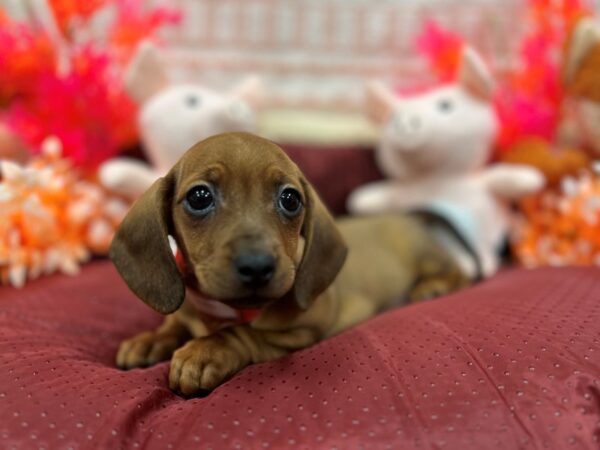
175,250,262,324
238,308,262,323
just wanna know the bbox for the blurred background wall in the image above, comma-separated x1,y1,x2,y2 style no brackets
157,0,523,112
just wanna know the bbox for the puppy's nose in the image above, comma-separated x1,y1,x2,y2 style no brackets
234,250,275,287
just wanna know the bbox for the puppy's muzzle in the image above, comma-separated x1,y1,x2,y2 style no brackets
234,249,276,288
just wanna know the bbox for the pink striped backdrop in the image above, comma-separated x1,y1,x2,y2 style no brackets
158,0,524,111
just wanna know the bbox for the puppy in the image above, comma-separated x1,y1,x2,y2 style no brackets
111,132,468,395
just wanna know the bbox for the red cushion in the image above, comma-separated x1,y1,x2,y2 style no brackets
1,261,599,449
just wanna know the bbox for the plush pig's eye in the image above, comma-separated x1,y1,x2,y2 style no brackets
438,99,453,112
185,94,201,108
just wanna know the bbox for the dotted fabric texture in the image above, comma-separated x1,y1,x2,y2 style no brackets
1,262,599,449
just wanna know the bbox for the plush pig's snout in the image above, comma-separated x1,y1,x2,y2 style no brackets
387,110,426,150
393,110,423,134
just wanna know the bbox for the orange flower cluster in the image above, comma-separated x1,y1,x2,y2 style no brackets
48,0,108,33
109,1,182,65
0,138,130,287
0,1,180,169
415,20,464,83
512,166,600,266
0,12,55,107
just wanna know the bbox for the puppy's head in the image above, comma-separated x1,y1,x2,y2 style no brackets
110,132,347,314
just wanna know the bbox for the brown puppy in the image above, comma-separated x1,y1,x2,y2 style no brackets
111,132,468,395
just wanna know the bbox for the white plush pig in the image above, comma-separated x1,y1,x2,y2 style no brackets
99,40,262,198
348,47,544,278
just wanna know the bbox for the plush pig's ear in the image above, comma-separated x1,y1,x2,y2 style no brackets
229,76,264,109
226,76,263,125
563,18,600,85
125,40,169,104
458,46,494,100
364,80,397,124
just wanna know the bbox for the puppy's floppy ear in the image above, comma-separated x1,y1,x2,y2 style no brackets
293,179,348,310
109,173,185,314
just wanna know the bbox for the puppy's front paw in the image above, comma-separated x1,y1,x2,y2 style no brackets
409,278,452,302
169,337,242,395
116,331,182,369
409,274,469,302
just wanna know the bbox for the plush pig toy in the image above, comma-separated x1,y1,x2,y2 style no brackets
348,47,544,278
99,41,262,198
560,17,600,156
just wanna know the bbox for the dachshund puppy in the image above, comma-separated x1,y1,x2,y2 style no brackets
111,132,468,395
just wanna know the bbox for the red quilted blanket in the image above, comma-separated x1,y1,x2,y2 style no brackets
1,261,599,449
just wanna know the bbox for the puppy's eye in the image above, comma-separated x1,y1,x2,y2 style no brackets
185,94,201,108
278,188,303,217
438,99,453,112
184,184,214,215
